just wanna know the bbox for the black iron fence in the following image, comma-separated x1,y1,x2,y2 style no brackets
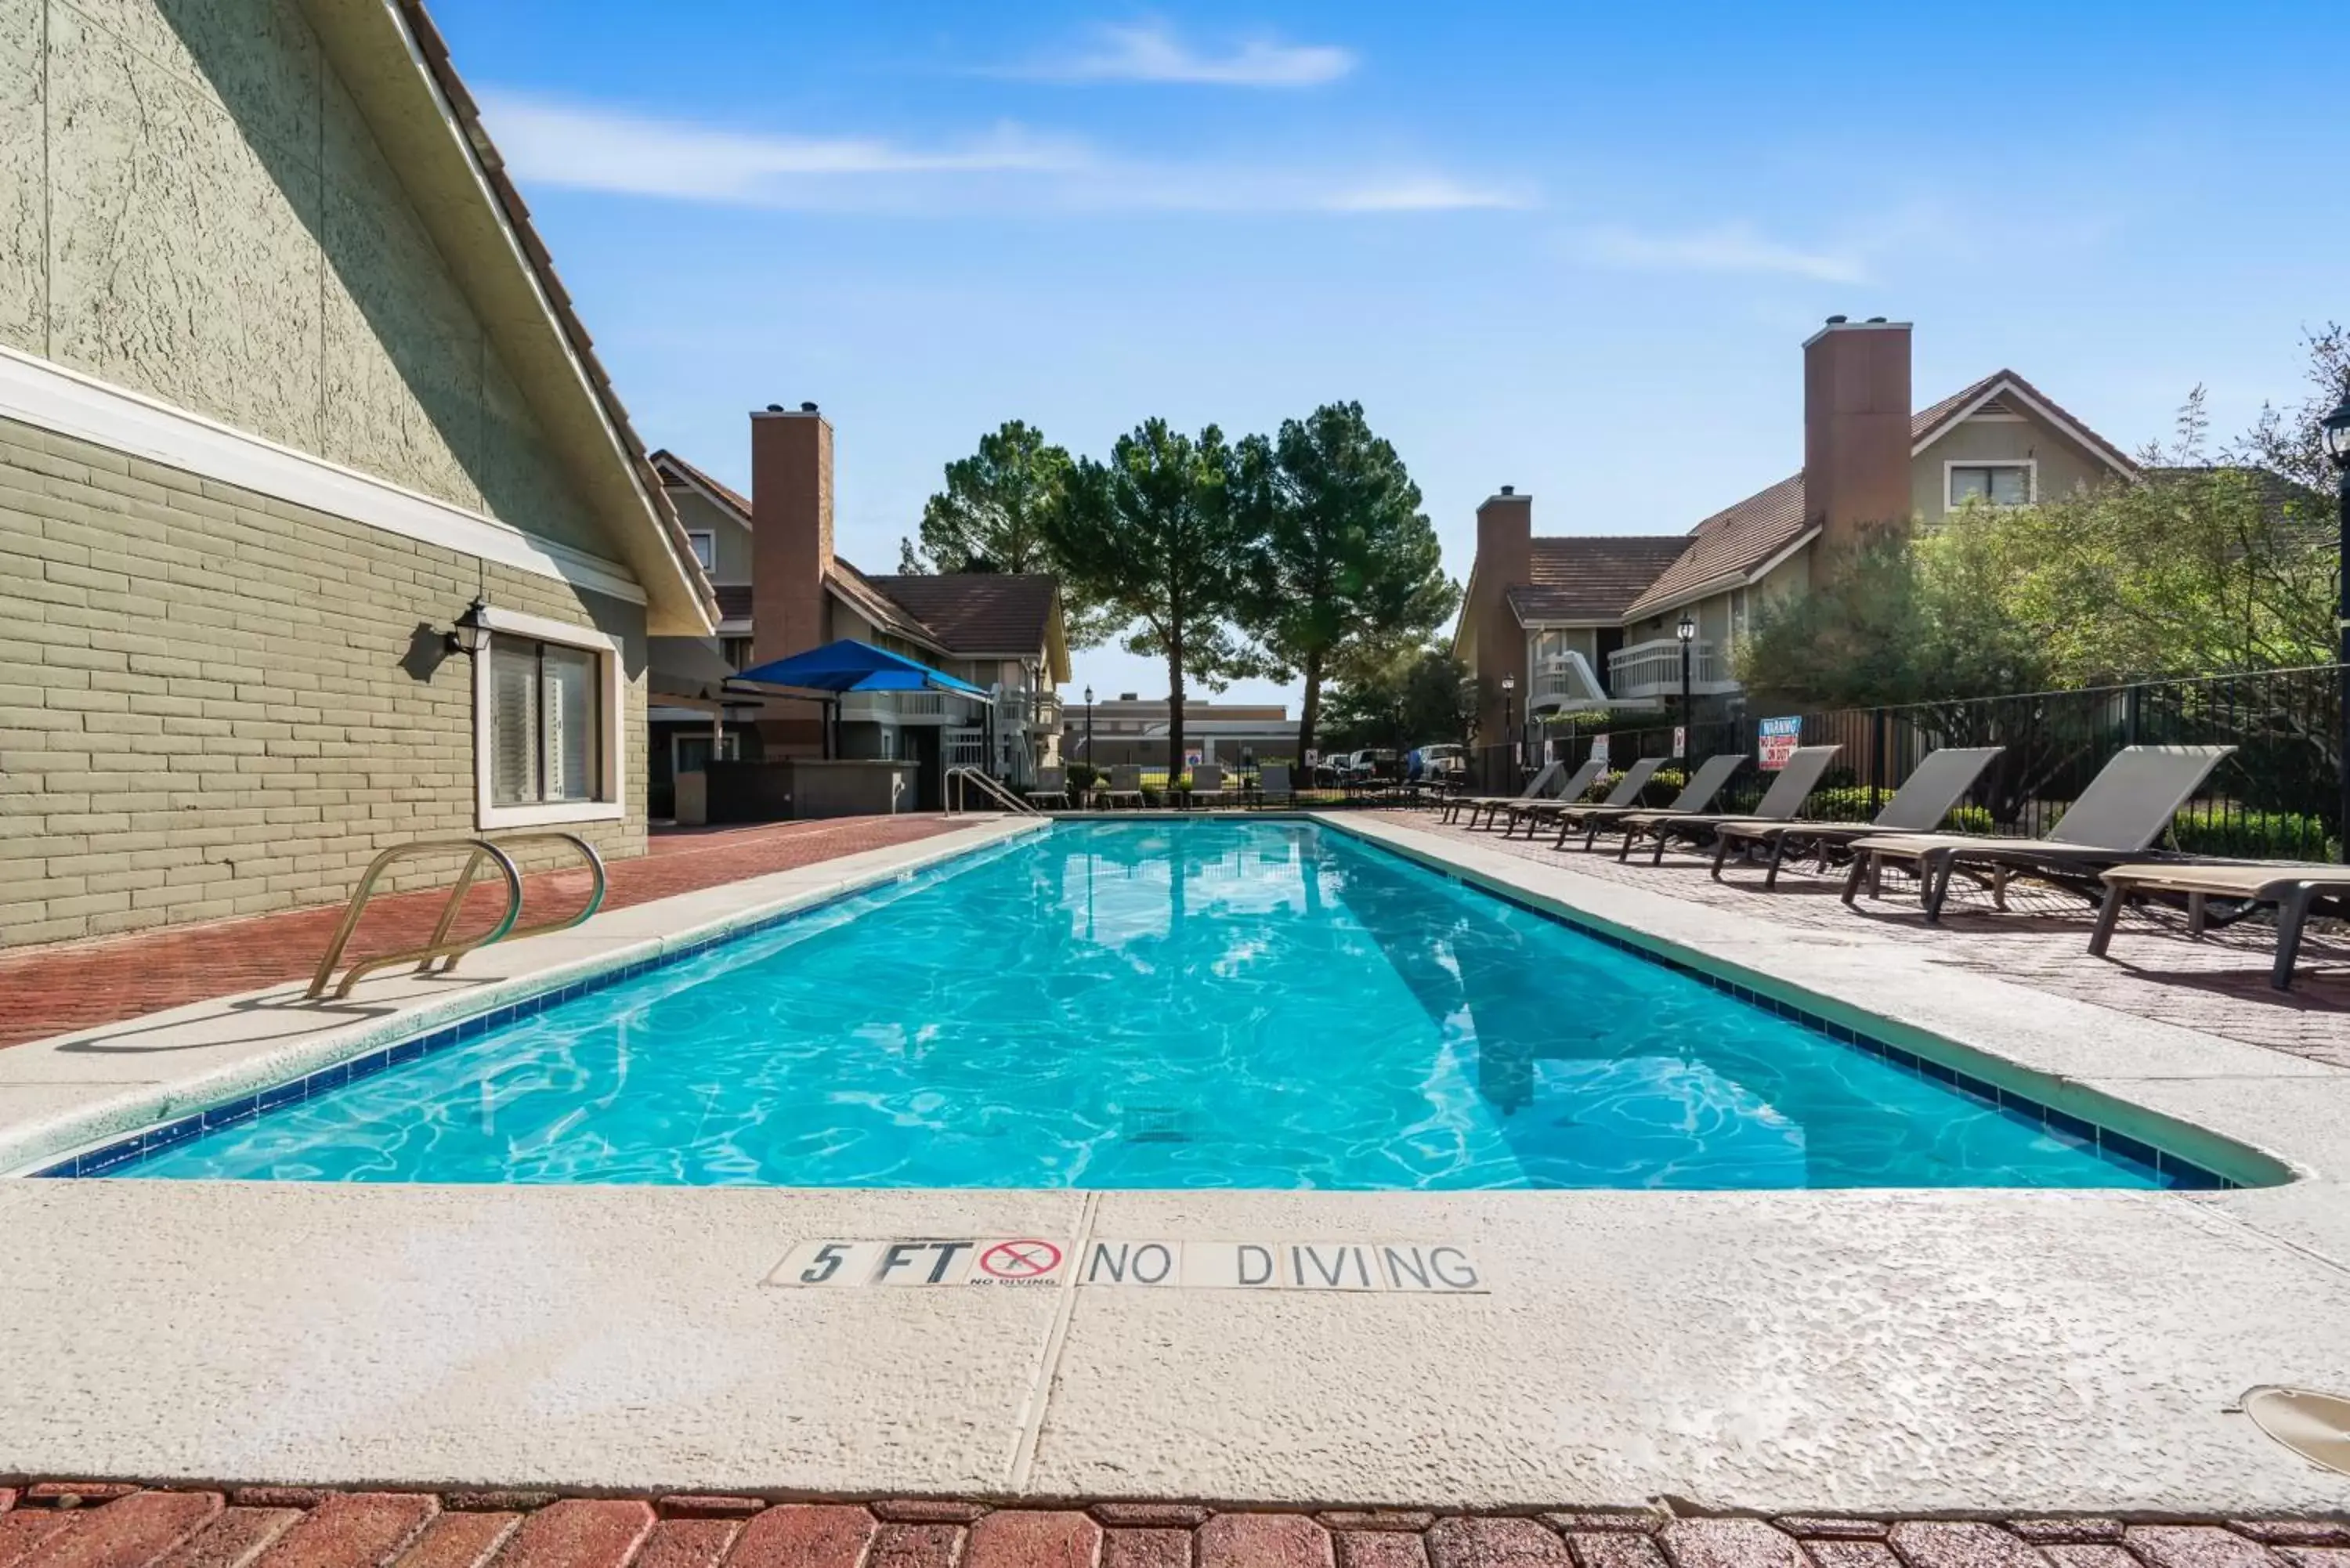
1476,664,2347,862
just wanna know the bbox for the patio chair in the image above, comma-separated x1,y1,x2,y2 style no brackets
2090,861,2350,992
1491,757,1608,836
1189,762,1229,807
1618,745,1842,865
1843,744,2236,923
1710,746,2005,890
1553,753,1745,852
1104,764,1145,808
1448,760,1567,830
1508,757,1665,840
1256,762,1292,807
1030,764,1071,811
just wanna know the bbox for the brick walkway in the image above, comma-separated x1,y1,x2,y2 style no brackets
1370,811,2350,1067
0,818,960,1050
0,1487,2341,1568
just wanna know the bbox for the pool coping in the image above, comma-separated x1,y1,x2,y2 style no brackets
4,811,2350,1514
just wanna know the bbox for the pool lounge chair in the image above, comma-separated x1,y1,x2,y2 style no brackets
1491,758,1607,836
1255,762,1292,807
1030,765,1071,811
1446,759,1566,829
1710,746,2005,890
2089,860,2350,992
1188,763,1230,807
1507,757,1665,838
1843,743,2236,922
1104,764,1146,808
1617,745,1842,864
1553,753,1746,852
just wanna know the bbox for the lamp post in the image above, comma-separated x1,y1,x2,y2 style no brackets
2323,394,2350,862
1501,672,1517,788
1083,685,1094,765
1676,610,1697,749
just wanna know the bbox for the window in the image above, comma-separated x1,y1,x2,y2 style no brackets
722,636,756,670
687,531,716,572
1947,463,2033,508
472,608,624,829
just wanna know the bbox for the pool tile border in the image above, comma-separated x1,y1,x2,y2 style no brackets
38,818,2236,1190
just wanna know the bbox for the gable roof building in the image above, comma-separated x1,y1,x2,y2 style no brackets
1,0,711,946
1452,321,2137,756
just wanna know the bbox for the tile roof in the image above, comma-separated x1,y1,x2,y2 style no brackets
1507,537,1694,622
1618,474,1808,622
1911,369,2140,476
649,450,751,522
827,560,937,645
863,573,1061,654
713,584,753,622
396,2,715,628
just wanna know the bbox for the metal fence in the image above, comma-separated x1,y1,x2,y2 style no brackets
1482,664,2347,862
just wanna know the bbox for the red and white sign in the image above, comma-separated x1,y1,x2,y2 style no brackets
978,1238,1063,1280
1757,716,1802,771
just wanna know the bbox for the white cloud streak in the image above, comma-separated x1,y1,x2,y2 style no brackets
1010,21,1357,87
478,91,1528,217
1567,222,1871,284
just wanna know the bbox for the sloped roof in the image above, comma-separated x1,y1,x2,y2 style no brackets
1507,537,1694,623
344,0,716,633
1911,369,2140,475
864,573,1061,654
714,584,754,622
827,560,937,645
1618,474,1809,621
649,449,752,522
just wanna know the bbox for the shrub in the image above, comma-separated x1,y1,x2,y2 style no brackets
1777,785,1994,833
2170,810,2338,862
1066,761,1102,791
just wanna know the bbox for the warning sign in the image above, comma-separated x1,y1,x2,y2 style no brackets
1757,716,1802,771
766,1237,1484,1293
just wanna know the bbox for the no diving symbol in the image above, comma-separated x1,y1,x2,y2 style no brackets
978,1238,1062,1279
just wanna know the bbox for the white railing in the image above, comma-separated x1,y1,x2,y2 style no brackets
1607,638,1734,700
839,689,952,722
990,688,1063,730
1529,652,1608,710
945,728,987,768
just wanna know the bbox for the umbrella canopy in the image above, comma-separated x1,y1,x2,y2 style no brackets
728,638,990,702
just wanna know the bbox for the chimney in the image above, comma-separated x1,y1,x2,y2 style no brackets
1802,317,1913,557
1473,488,1533,761
750,402,833,669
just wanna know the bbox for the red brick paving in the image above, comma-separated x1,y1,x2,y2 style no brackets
1375,814,2349,1063
0,818,962,1050
3,1496,2350,1568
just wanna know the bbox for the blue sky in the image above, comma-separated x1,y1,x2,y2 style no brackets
432,1,2342,707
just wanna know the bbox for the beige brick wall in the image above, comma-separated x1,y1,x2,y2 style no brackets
0,416,649,948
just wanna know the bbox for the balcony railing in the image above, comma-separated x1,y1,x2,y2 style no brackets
1606,638,1737,701
996,688,1062,730
1529,654,1608,711
839,689,953,722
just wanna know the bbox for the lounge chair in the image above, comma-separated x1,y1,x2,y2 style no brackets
1189,763,1229,807
1256,762,1292,807
1843,744,2236,922
1507,757,1665,838
1491,758,1607,836
1617,745,1842,864
1446,759,1567,829
1030,764,1071,811
2090,860,2350,992
1553,753,1746,852
1709,746,2004,889
1104,764,1145,809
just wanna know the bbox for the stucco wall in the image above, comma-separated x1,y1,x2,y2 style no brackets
670,488,754,585
1912,410,2117,521
0,416,648,948
1,0,608,558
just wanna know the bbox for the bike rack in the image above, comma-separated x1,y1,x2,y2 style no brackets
306,832,609,1000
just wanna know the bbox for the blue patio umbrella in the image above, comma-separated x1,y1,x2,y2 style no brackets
726,639,990,758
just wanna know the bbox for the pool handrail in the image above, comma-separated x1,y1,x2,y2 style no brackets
306,833,607,1000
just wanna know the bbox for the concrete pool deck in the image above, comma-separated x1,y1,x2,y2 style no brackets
1,812,2347,1516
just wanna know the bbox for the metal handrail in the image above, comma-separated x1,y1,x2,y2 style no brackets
944,765,1039,816
306,832,609,1000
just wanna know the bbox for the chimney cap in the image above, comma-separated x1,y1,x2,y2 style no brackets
1865,316,1887,323
1499,485,1515,496
801,401,819,412
1824,314,1848,325
765,403,783,412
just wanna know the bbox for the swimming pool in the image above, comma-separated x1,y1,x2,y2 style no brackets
82,819,2229,1190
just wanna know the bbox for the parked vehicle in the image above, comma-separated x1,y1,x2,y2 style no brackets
1413,744,1467,784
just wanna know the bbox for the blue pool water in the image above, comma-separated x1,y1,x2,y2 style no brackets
114,820,2207,1190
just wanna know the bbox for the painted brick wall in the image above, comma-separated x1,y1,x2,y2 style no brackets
0,416,648,948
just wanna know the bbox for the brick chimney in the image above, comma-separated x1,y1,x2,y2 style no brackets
1472,486,1532,758
750,402,832,753
1802,317,1914,557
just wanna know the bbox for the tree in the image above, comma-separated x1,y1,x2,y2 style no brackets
1234,403,1457,764
898,421,1119,644
1321,645,1475,752
1044,419,1261,779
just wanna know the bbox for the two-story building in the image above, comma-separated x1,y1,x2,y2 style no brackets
645,408,1068,816
0,0,715,948
1452,318,2138,757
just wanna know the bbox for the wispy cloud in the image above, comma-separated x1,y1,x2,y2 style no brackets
1566,222,1871,284
1004,20,1356,88
478,91,1527,217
